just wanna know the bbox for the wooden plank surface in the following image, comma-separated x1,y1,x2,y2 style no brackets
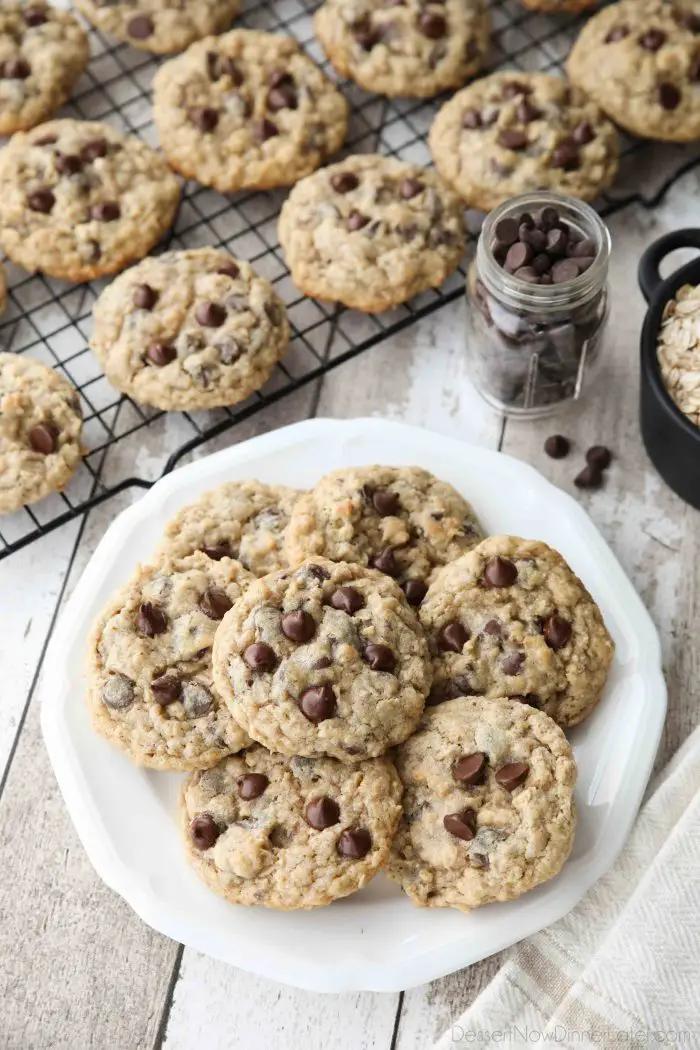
1,175,699,1050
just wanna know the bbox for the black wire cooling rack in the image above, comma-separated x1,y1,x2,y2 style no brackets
2,0,699,562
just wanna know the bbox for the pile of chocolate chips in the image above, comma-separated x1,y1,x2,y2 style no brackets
491,205,597,286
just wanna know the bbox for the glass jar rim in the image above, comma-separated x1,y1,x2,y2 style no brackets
476,191,611,311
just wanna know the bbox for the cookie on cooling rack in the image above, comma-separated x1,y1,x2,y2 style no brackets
153,29,349,193
314,0,490,98
89,248,290,412
0,352,83,515
74,0,241,55
0,1,89,136
0,119,180,283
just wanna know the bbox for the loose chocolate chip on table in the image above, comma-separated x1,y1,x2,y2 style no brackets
572,121,595,146
195,301,226,327
91,201,121,222
438,620,469,653
281,609,316,642
244,642,277,671
151,674,180,704
483,555,517,588
574,463,603,489
363,643,396,672
586,445,612,469
418,12,446,38
147,341,176,366
237,773,269,800
268,82,298,112
402,579,427,607
544,434,570,459
81,138,107,161
399,178,423,200
200,588,233,620
338,827,372,858
443,809,477,841
542,614,571,650
189,106,219,132
133,284,158,310
128,14,154,39
299,683,336,723
505,241,532,273
24,8,48,26
551,258,580,284
2,60,31,79
331,171,359,193
495,762,529,791
639,28,666,51
462,108,483,129
28,423,58,454
330,586,365,614
497,128,528,150
453,752,486,785
604,25,629,43
658,82,681,110
347,209,370,231
200,543,231,560
190,814,219,850
27,188,55,214
305,796,340,829
55,154,83,176
502,651,525,676
136,602,168,637
372,488,400,516
370,547,399,576
102,673,135,710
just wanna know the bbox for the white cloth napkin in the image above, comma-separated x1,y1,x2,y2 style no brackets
435,724,700,1049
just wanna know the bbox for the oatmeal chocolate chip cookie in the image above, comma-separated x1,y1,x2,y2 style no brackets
0,2,89,135
87,551,253,771
157,480,303,577
0,120,180,283
419,535,614,727
429,72,619,211
89,249,289,412
213,558,432,761
387,696,577,911
285,466,483,596
278,154,466,312
152,30,349,193
314,0,490,99
181,746,402,909
567,0,700,143
74,0,240,55
0,352,83,514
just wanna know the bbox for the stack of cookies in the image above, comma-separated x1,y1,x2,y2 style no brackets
87,465,614,912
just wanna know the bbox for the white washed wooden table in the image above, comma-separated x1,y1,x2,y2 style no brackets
2,175,700,1050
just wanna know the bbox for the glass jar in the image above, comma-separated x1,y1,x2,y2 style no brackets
465,191,612,418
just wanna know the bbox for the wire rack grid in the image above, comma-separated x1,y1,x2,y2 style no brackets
1,0,699,562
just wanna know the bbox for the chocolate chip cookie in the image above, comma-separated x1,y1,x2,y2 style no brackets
429,72,619,211
567,0,700,142
387,696,577,911
285,466,483,600
157,480,303,577
278,154,466,312
0,2,89,135
87,551,253,771
152,29,349,193
90,249,289,412
314,0,490,99
419,535,615,727
0,352,83,514
181,746,402,909
0,120,180,283
74,0,240,55
212,558,432,761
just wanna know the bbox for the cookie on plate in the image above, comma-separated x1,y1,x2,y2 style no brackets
566,0,700,143
0,352,82,515
387,696,577,911
74,0,240,55
213,558,432,761
89,249,289,412
278,154,466,312
0,1,89,135
0,120,180,283
87,551,253,771
429,72,619,211
314,0,490,99
419,535,615,727
152,30,348,193
181,746,402,909
285,465,483,597
157,480,303,577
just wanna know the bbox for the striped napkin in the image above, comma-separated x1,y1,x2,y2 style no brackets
435,724,700,1049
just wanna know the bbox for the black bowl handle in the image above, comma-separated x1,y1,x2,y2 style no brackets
639,229,700,303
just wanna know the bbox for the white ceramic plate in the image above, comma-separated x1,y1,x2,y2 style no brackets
40,418,666,993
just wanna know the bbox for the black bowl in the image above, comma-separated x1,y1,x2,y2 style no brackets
639,229,700,510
